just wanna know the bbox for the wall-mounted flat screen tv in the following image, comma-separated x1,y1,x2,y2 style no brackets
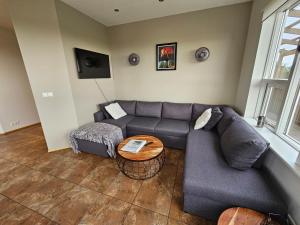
74,48,111,79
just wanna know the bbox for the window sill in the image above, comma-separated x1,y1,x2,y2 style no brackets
245,118,300,178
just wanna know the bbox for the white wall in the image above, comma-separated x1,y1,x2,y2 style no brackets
108,3,251,105
264,151,300,225
55,0,115,126
235,0,270,115
0,27,39,133
8,0,79,150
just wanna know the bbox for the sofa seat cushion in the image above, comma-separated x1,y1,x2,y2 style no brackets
102,115,135,136
184,130,286,215
155,119,190,137
127,117,160,134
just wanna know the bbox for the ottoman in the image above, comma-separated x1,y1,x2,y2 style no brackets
76,138,109,157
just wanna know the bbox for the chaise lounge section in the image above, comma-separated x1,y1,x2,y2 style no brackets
88,100,287,221
183,109,286,220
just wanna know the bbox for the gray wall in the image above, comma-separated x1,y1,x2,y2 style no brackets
109,3,251,105
0,27,39,133
55,0,116,126
264,151,300,224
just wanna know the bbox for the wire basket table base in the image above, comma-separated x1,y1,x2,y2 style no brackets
116,149,165,180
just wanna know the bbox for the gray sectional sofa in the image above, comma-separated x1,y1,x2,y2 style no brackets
81,100,286,221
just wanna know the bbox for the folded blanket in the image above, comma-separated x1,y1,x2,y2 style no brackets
69,122,123,158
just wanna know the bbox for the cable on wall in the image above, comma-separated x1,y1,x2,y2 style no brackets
94,79,109,102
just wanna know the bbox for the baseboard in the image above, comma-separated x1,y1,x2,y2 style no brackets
0,122,41,135
48,147,71,153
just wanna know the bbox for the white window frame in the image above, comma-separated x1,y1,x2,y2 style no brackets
258,0,300,152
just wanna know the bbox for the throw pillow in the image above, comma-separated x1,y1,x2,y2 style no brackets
221,119,269,170
204,107,223,130
99,101,114,119
194,108,212,130
105,103,127,119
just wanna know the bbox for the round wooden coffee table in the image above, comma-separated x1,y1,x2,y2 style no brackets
116,135,165,180
218,207,280,225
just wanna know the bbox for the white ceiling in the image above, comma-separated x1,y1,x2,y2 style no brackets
0,0,13,30
61,0,252,27
0,0,252,30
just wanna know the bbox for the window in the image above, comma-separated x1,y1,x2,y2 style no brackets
259,1,300,151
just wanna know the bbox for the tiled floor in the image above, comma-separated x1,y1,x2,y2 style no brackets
0,125,212,225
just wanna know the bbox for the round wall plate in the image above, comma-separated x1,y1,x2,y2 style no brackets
128,53,140,65
195,47,210,62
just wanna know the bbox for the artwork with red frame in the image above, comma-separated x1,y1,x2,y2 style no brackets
156,42,177,71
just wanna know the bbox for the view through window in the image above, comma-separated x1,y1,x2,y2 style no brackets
260,1,300,148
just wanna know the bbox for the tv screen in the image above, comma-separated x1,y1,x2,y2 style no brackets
74,48,111,79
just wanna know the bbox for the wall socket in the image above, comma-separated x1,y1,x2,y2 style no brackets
10,121,20,127
42,92,54,98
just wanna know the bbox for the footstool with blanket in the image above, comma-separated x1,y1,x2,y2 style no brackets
69,122,123,158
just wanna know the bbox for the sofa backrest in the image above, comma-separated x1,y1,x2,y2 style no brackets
162,102,192,121
136,101,162,118
192,104,215,122
116,100,136,115
217,107,240,136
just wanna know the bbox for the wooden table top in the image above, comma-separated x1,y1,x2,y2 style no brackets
218,207,271,225
117,135,164,161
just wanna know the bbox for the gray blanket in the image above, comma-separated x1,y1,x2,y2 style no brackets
69,122,123,158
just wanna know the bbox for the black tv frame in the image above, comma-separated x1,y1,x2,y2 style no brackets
74,48,111,79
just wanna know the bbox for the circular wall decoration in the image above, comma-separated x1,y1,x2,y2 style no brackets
128,53,140,65
195,47,210,62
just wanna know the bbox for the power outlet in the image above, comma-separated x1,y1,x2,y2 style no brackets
10,121,20,127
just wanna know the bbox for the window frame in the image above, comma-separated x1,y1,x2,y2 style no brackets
258,0,300,152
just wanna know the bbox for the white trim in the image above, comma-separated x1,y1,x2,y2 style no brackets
297,153,300,165
263,0,300,21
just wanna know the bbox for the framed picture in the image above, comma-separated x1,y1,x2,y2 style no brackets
156,42,177,71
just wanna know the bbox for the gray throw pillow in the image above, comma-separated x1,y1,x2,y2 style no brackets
221,119,269,170
204,107,223,130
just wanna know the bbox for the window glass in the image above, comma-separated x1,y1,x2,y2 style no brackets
265,87,286,128
286,93,300,144
270,6,300,79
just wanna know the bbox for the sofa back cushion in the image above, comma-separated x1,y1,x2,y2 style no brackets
192,104,214,122
116,100,136,115
221,119,269,170
217,107,240,135
136,101,162,118
162,102,192,121
204,107,223,130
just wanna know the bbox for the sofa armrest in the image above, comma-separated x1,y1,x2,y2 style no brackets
94,111,105,122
